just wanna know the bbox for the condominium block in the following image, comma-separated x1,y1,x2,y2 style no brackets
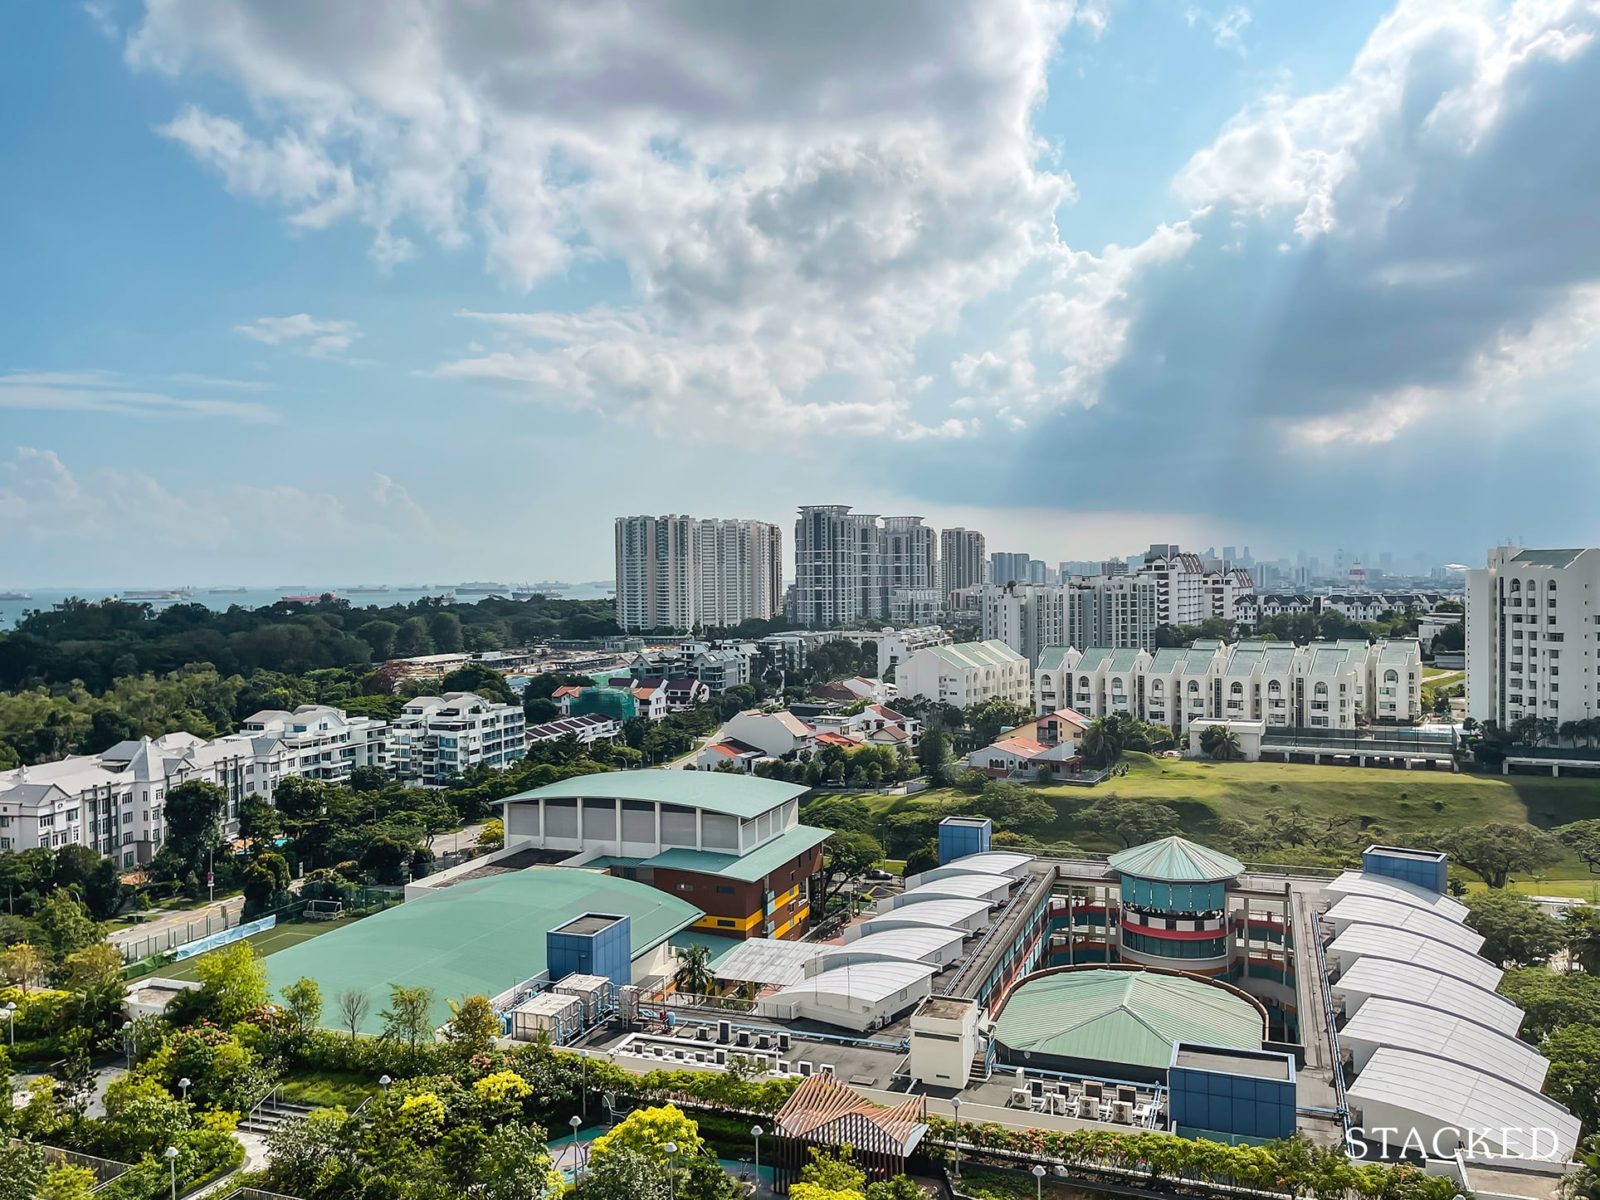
1466,546,1600,729
614,513,783,632
940,528,987,605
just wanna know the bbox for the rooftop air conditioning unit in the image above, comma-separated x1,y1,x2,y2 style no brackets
797,1061,813,1076
819,1064,836,1077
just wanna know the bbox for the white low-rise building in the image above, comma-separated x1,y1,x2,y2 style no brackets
896,639,1030,709
389,691,527,786
1036,638,1423,731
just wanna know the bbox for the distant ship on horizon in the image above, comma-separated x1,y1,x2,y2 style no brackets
208,586,249,594
0,590,31,602
346,585,390,594
456,581,510,594
122,588,190,601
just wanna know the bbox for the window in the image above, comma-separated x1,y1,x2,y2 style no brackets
715,884,735,895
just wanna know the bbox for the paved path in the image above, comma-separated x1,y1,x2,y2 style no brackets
109,896,246,955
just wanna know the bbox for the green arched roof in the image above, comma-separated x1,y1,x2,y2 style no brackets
993,968,1263,1070
1108,835,1244,884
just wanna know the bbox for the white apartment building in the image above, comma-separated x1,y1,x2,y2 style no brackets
1466,546,1600,730
0,704,388,866
1036,638,1423,732
833,625,951,679
880,516,937,614
1137,544,1255,628
981,582,1071,668
889,588,944,626
896,639,1031,709
614,514,782,632
940,528,987,606
389,691,527,786
792,505,883,627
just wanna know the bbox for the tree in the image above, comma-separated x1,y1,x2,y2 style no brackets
820,831,884,901
590,1104,704,1167
393,616,433,656
580,1146,670,1200
39,1163,99,1200
1080,714,1130,768
902,840,939,878
194,939,269,1024
1560,820,1600,875
381,983,436,1050
33,892,100,959
52,845,126,921
0,941,45,993
1200,723,1242,762
965,780,1054,835
468,1122,563,1200
865,1178,928,1200
238,796,283,848
792,1150,867,1200
1438,823,1564,888
672,943,716,996
158,779,227,884
441,662,513,704
283,976,324,1036
1498,968,1600,1041
476,817,505,851
1541,1022,1600,1133
357,619,401,661
428,611,465,652
1080,795,1180,848
242,850,292,917
443,994,501,1057
1565,905,1600,976
0,1140,45,1200
62,942,123,990
915,725,953,786
1464,890,1566,967
337,988,370,1040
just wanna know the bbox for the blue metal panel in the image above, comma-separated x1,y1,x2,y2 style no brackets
938,818,992,865
1120,877,1225,913
546,913,633,991
1167,1048,1295,1141
1362,847,1447,895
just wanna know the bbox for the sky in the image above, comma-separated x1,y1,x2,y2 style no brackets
4,0,1600,586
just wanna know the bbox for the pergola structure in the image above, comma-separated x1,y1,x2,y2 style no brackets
771,1072,928,1191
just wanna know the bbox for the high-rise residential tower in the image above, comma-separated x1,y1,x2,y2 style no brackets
792,505,882,628
940,527,987,605
614,514,783,632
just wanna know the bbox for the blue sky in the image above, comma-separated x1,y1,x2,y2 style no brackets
4,0,1599,586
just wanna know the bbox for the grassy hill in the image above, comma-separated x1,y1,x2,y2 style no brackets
832,753,1600,884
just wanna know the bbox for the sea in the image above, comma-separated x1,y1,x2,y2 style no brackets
0,581,615,630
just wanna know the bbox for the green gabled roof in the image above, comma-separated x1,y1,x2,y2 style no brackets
1510,548,1587,568
1037,646,1075,673
642,823,832,883
993,968,1264,1070
1108,835,1244,884
497,770,808,818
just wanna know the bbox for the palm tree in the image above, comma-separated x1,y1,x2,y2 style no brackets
672,943,716,996
1082,716,1125,768
1208,723,1242,762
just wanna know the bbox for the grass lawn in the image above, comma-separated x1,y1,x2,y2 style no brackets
832,754,1600,879
156,917,354,983
277,1069,381,1109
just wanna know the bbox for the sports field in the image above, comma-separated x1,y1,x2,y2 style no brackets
833,753,1600,879
158,918,351,983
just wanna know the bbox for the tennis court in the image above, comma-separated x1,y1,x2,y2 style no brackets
159,918,353,983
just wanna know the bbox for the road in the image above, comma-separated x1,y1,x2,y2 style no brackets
108,895,246,956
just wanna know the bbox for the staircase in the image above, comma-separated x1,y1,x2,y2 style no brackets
238,1088,319,1136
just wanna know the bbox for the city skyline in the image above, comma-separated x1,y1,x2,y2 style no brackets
6,2,1600,585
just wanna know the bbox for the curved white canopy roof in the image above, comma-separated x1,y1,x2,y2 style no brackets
1348,1047,1580,1162
858,898,991,933
1334,958,1521,1035
1326,870,1469,921
1324,895,1484,954
1327,923,1501,991
770,960,937,1005
893,873,1012,905
814,927,966,966
1340,997,1548,1091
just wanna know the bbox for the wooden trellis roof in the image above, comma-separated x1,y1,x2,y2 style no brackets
773,1072,928,1157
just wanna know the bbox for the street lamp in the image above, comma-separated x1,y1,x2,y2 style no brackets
3,1001,14,1046
122,1020,136,1070
164,1146,179,1200
950,1097,962,1178
663,1141,679,1200
379,1074,391,1096
178,1077,192,1103
1031,1164,1046,1200
751,1125,763,1184
570,1114,584,1181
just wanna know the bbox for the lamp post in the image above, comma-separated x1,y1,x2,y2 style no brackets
3,1001,14,1046
663,1141,679,1200
751,1124,763,1185
950,1097,962,1178
178,1077,192,1104
1032,1164,1046,1200
570,1114,584,1181
164,1146,179,1200
122,1020,136,1070
379,1074,391,1097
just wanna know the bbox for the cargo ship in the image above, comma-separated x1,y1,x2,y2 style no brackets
456,581,510,595
0,590,30,602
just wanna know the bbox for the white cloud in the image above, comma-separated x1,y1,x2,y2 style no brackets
128,0,1105,439
234,313,361,357
0,447,444,555
0,369,276,422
